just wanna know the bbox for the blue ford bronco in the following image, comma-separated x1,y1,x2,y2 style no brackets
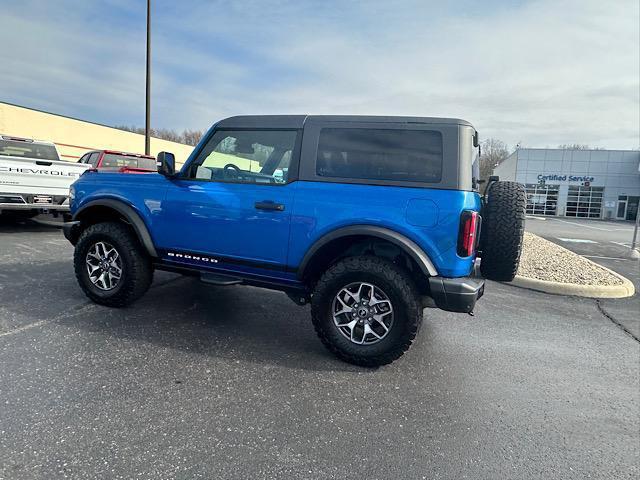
64,116,526,366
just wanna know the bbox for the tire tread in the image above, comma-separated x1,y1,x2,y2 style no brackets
311,256,422,367
480,181,527,281
74,222,153,307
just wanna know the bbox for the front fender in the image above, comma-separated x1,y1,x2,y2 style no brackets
73,198,158,257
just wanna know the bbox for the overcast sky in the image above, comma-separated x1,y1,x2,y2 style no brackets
1,0,638,148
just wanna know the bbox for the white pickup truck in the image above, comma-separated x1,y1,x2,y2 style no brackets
0,135,90,218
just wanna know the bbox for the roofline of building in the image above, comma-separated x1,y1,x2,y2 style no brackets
515,147,639,153
0,100,191,146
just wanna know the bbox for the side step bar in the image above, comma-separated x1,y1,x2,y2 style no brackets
200,272,243,286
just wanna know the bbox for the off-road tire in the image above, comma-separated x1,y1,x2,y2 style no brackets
311,256,422,367
480,181,527,281
74,222,153,307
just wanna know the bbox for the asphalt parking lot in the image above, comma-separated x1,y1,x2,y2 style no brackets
526,216,640,339
0,217,638,479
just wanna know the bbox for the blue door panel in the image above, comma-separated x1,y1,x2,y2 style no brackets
155,180,294,266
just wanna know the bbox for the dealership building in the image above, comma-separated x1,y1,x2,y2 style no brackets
494,148,640,221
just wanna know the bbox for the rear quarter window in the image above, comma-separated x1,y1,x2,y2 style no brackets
102,154,156,169
316,128,443,183
0,140,60,161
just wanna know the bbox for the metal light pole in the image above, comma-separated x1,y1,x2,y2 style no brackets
144,0,151,155
630,208,640,259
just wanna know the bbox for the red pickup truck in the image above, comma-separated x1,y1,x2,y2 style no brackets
77,150,156,174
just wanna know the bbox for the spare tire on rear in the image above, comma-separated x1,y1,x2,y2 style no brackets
479,181,527,281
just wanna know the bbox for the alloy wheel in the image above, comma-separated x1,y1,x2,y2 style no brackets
85,241,122,291
332,282,394,345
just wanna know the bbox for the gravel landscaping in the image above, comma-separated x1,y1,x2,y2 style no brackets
516,233,624,286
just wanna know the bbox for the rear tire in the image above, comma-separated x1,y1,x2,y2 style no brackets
311,256,422,367
480,181,527,281
74,222,153,307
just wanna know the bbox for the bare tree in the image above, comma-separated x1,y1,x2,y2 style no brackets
114,125,204,146
183,129,205,146
557,144,603,150
479,138,511,182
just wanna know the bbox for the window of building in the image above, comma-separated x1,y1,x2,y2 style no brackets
316,128,443,183
566,185,604,218
525,184,559,216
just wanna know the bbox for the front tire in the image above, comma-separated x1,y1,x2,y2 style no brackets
311,256,422,367
74,222,153,307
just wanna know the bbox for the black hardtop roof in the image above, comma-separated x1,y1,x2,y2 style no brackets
216,115,473,129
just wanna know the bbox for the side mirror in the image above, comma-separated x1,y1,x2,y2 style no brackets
156,151,175,176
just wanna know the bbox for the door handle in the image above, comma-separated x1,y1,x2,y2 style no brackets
255,201,285,211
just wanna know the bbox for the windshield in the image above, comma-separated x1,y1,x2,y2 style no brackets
0,139,60,161
102,153,156,169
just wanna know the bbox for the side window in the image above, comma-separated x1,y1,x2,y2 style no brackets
316,128,443,183
187,130,298,184
78,153,89,163
87,152,100,167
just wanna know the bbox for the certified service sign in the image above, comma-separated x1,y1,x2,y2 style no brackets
537,174,595,183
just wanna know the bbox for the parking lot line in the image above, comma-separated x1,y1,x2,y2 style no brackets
557,237,597,243
583,255,629,261
0,275,185,340
0,319,51,338
16,242,39,252
611,241,632,248
553,219,632,231
0,303,97,339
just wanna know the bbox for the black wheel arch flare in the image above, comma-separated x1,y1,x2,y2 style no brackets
72,199,158,258
297,225,438,280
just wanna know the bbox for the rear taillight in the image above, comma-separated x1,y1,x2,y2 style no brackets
457,211,480,257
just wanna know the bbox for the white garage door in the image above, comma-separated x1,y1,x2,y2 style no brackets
565,185,604,218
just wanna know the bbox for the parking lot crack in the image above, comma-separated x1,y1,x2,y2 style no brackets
595,299,640,343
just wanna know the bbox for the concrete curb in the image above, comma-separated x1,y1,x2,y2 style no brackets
508,262,635,299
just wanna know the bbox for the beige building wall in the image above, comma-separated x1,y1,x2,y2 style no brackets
0,102,194,166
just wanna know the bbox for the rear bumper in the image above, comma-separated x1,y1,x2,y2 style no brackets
428,276,485,313
0,203,69,211
0,192,69,212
